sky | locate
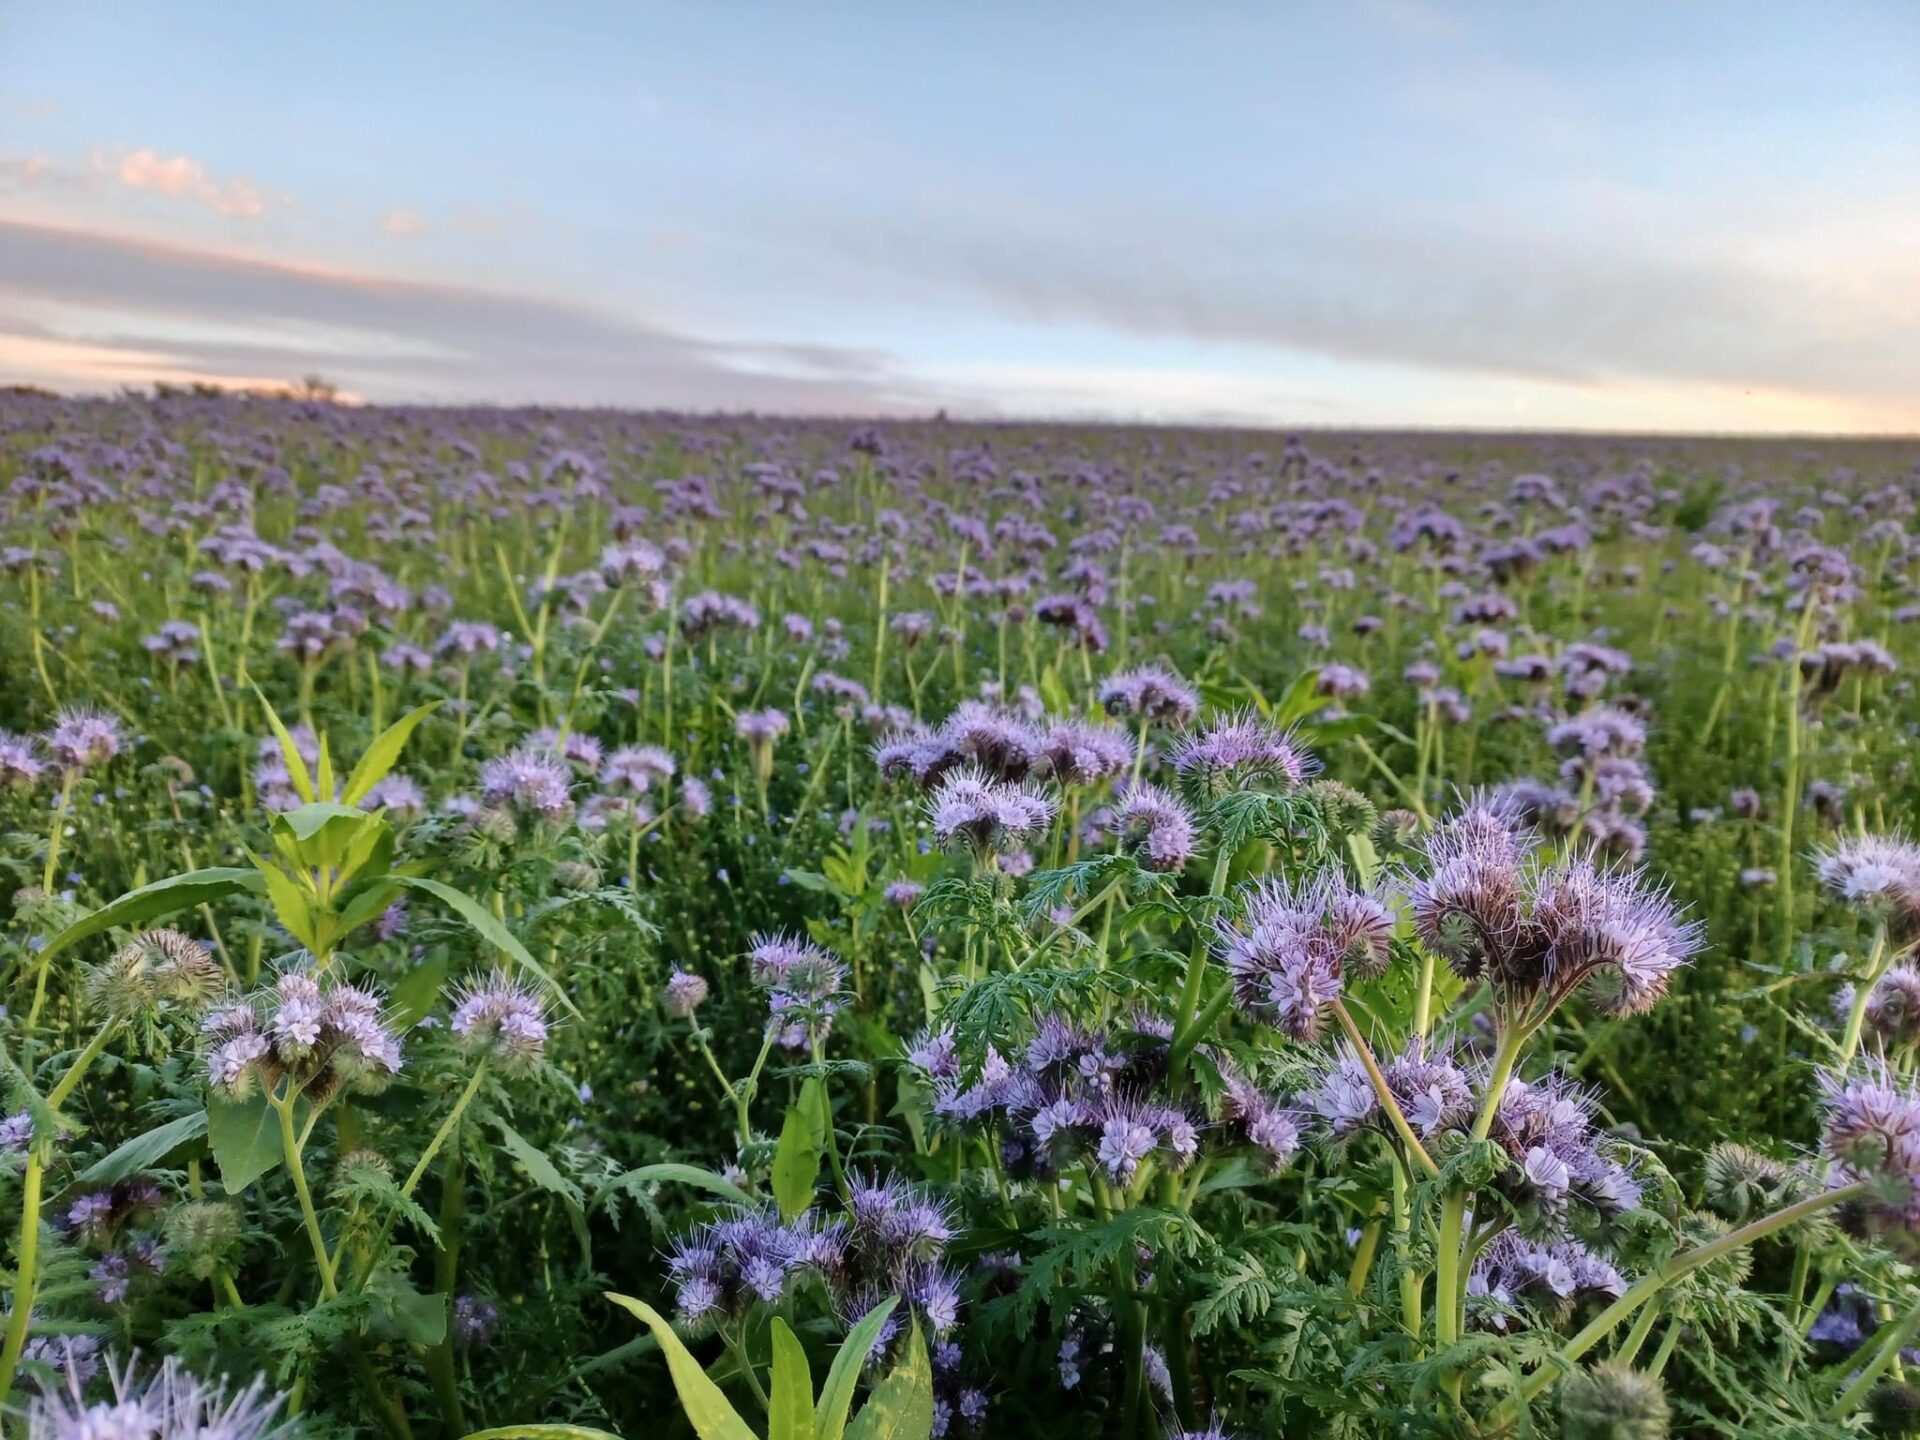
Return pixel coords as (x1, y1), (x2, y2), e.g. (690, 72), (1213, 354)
(2, 1), (1918, 433)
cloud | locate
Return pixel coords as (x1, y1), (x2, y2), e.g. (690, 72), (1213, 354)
(380, 208), (428, 237)
(819, 201), (1920, 427)
(95, 149), (269, 218)
(0, 219), (937, 413)
(0, 154), (52, 187)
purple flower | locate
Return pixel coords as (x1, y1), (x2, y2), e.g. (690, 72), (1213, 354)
(45, 708), (122, 772)
(663, 969), (710, 1018)
(450, 971), (551, 1071)
(480, 744), (575, 822)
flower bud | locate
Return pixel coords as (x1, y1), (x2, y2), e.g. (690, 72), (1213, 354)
(1559, 1362), (1669, 1440)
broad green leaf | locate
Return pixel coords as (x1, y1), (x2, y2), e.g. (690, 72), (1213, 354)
(605, 1293), (758, 1440)
(601, 1162), (755, 1209)
(769, 1317), (815, 1440)
(389, 949), (450, 1028)
(208, 1094), (286, 1194)
(845, 1322), (933, 1440)
(815, 1298), (898, 1440)
(37, 868), (265, 966)
(369, 1274), (447, 1346)
(253, 687), (316, 804)
(344, 702), (441, 805)
(314, 733), (336, 808)
(1038, 664), (1074, 719)
(78, 1110), (208, 1183)
(771, 1103), (822, 1220)
(258, 863), (318, 951)
(388, 876), (581, 1017)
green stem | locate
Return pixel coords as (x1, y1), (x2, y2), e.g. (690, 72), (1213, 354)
(400, 1063), (489, 1203)
(1332, 1000), (1438, 1178)
(1503, 1179), (1872, 1420)
(1836, 923), (1892, 1070)
(1833, 1299), (1920, 1420)
(276, 1090), (339, 1299)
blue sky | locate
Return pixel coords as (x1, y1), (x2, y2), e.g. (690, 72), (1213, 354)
(3, 1), (1917, 430)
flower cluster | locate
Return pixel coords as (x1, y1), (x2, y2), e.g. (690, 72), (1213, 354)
(203, 971), (403, 1101)
(748, 932), (847, 1049)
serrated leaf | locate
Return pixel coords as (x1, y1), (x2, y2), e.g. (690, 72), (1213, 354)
(845, 1320), (933, 1440)
(770, 1317), (815, 1440)
(388, 875), (580, 1018)
(78, 1110), (207, 1184)
(815, 1298), (898, 1440)
(605, 1292), (758, 1440)
(344, 702), (440, 805)
(36, 868), (264, 967)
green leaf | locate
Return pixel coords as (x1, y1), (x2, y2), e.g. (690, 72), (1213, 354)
(460, 1427), (628, 1440)
(600, 1162), (755, 1210)
(36, 868), (265, 967)
(78, 1110), (208, 1184)
(253, 687), (316, 804)
(845, 1321), (933, 1440)
(389, 949), (450, 1029)
(771, 1102), (823, 1220)
(344, 702), (441, 806)
(258, 863), (319, 951)
(368, 1273), (447, 1345)
(208, 1094), (287, 1194)
(388, 875), (581, 1018)
(490, 1114), (581, 1203)
(314, 733), (336, 808)
(605, 1293), (759, 1440)
(769, 1317), (816, 1440)
(815, 1298), (898, 1440)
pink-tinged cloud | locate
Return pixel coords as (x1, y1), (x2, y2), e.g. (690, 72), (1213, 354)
(98, 148), (267, 218)
(380, 208), (428, 237)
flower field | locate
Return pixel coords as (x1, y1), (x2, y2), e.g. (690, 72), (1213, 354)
(3, 390), (1920, 1438)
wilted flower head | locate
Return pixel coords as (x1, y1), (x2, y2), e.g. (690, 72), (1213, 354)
(87, 928), (223, 1019)
(450, 971), (550, 1072)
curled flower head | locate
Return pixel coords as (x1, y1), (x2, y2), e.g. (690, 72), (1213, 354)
(1217, 874), (1395, 1040)
(479, 744), (576, 822)
(45, 707), (122, 773)
(926, 765), (1057, 857)
(663, 969), (710, 1019)
(1098, 665), (1199, 727)
(1106, 783), (1196, 872)
(1817, 835), (1920, 935)
(203, 970), (402, 1100)
(0, 730), (46, 789)
(450, 971), (551, 1072)
(1034, 719), (1132, 786)
(749, 932), (847, 1049)
(1532, 857), (1702, 1016)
